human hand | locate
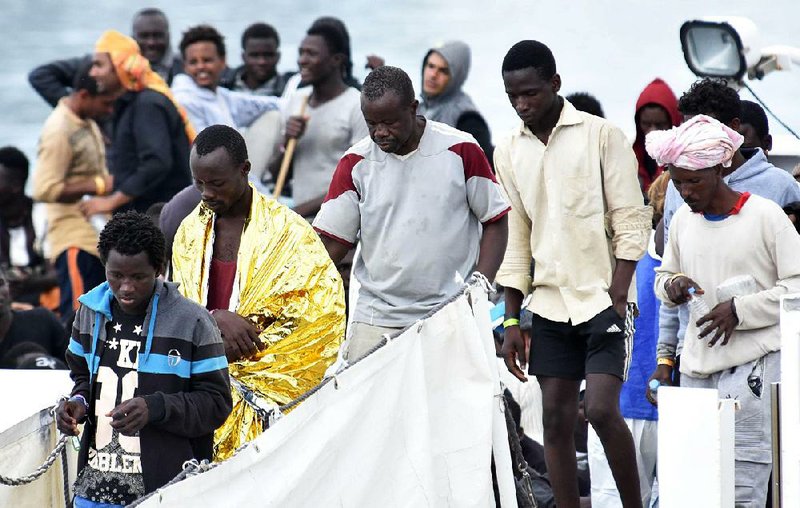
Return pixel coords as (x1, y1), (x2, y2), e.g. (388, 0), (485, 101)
(56, 399), (87, 436)
(698, 300), (739, 347)
(78, 196), (116, 217)
(284, 115), (308, 140)
(645, 364), (673, 406)
(501, 325), (528, 382)
(108, 397), (149, 436)
(666, 275), (703, 305)
(365, 55), (385, 70)
(607, 286), (629, 319)
(211, 309), (264, 361)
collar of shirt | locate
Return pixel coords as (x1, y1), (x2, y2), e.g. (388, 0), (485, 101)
(517, 98), (583, 140)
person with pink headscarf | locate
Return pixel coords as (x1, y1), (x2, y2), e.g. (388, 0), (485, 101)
(650, 114), (800, 507)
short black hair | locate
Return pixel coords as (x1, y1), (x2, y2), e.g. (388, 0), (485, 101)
(566, 92), (605, 118)
(362, 66), (415, 103)
(134, 7), (167, 20)
(241, 22), (280, 49)
(72, 63), (101, 95)
(740, 100), (769, 138)
(98, 210), (166, 271)
(678, 78), (740, 125)
(0, 146), (30, 183)
(502, 40), (556, 80)
(193, 124), (248, 165)
(180, 24), (226, 59)
(308, 17), (353, 81)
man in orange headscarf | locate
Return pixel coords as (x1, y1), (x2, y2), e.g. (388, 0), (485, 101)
(80, 30), (196, 215)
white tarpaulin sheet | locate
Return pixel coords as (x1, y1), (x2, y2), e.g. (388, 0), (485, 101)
(137, 285), (517, 507)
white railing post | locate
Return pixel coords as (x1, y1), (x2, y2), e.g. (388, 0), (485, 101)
(658, 387), (736, 507)
(780, 294), (800, 507)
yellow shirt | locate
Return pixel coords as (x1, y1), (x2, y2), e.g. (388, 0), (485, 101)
(32, 99), (107, 259)
(495, 100), (651, 324)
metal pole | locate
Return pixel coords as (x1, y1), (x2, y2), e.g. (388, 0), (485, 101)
(771, 382), (781, 508)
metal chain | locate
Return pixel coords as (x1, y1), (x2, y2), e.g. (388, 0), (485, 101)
(0, 434), (69, 486)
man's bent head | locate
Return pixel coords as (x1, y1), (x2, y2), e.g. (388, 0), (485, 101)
(361, 66), (418, 155)
(190, 125), (251, 216)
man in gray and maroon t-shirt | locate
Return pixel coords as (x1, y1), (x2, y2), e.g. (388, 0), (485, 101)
(313, 66), (509, 362)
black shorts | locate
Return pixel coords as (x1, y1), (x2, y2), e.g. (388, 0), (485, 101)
(528, 306), (634, 381)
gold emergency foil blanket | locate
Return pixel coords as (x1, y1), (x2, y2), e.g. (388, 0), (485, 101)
(172, 187), (345, 461)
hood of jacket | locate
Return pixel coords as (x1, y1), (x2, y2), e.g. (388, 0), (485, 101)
(633, 78), (681, 190)
(418, 40), (478, 127)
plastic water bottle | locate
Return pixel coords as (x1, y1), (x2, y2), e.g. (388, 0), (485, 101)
(648, 379), (661, 400)
(687, 287), (712, 334)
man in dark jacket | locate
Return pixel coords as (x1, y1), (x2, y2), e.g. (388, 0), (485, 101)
(78, 30), (195, 215)
(56, 211), (231, 505)
(28, 9), (185, 107)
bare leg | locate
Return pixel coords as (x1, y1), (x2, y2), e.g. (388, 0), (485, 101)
(539, 376), (582, 508)
(584, 373), (642, 508)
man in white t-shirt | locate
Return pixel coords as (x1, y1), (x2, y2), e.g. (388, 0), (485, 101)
(279, 22), (368, 218)
(650, 115), (800, 508)
(313, 66), (509, 361)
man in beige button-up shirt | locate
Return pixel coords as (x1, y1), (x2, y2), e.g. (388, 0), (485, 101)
(496, 41), (651, 508)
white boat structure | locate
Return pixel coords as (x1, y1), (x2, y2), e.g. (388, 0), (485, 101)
(1, 283), (521, 507)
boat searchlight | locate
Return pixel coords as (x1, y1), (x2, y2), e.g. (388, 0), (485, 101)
(680, 17), (800, 82)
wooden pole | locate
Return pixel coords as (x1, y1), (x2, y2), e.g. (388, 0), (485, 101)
(272, 95), (308, 199)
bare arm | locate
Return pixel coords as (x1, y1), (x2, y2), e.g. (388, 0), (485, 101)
(475, 215), (508, 282)
(321, 235), (351, 265)
(293, 195), (326, 219)
(609, 258), (637, 317)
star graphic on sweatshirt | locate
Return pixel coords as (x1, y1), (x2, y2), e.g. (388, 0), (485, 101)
(113, 322), (122, 333)
(133, 325), (143, 336)
(107, 337), (119, 350)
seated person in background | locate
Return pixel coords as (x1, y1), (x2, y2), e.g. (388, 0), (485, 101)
(417, 40), (494, 165)
(28, 8), (185, 108)
(33, 67), (116, 321)
(277, 19), (369, 218)
(0, 147), (59, 308)
(231, 22), (296, 97)
(0, 270), (66, 366)
(0, 342), (67, 370)
(172, 24), (280, 133)
(565, 92), (605, 118)
(58, 211), (231, 505)
(739, 100), (772, 154)
(80, 30), (196, 215)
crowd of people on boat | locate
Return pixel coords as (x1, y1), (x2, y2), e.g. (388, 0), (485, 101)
(2, 7), (800, 508)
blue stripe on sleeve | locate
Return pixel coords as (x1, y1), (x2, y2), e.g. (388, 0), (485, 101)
(138, 354), (191, 378)
(191, 356), (228, 375)
(68, 338), (85, 356)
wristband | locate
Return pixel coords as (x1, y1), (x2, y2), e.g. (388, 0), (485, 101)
(94, 175), (106, 196)
(69, 394), (89, 410)
(657, 357), (675, 368)
(503, 318), (520, 329)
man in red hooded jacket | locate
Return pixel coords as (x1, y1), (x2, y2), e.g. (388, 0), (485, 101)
(632, 78), (681, 193)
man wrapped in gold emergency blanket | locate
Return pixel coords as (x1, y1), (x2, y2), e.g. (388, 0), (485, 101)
(172, 188), (345, 460)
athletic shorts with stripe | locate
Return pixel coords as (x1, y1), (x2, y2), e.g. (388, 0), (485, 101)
(528, 304), (635, 381)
